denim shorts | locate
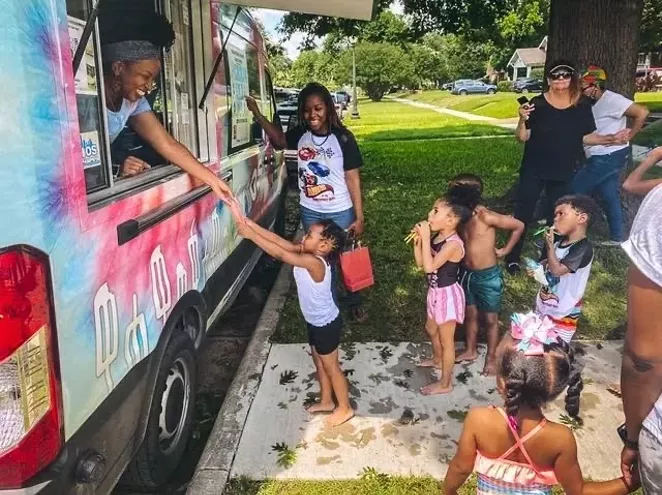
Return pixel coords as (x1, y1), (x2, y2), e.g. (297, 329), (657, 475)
(460, 265), (504, 313)
(300, 205), (356, 231)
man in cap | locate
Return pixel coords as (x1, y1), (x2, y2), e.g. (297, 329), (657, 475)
(571, 65), (649, 246)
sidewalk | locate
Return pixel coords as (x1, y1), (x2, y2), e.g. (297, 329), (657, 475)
(390, 97), (518, 129)
(230, 340), (624, 482)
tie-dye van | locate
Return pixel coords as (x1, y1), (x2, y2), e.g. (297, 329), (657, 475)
(0, 1), (286, 493)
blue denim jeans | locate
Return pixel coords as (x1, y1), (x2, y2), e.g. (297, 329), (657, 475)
(300, 206), (361, 307)
(570, 147), (629, 242)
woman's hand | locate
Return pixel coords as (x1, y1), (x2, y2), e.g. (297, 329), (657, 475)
(518, 103), (535, 120)
(495, 247), (507, 258)
(210, 176), (235, 202)
(347, 216), (365, 236)
(245, 96), (260, 116)
(119, 156), (151, 178)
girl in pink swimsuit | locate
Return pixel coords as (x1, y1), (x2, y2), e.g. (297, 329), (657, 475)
(412, 198), (471, 396)
(444, 331), (639, 495)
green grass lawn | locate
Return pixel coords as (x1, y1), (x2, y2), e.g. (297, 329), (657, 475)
(401, 89), (662, 119)
(273, 100), (628, 345)
(635, 91), (662, 113)
(226, 474), (638, 494)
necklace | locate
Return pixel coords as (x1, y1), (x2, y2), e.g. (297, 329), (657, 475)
(310, 132), (330, 147)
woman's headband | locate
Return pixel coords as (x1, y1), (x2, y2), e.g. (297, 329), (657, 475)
(102, 40), (161, 63)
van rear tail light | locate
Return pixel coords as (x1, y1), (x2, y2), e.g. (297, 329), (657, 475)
(0, 246), (62, 488)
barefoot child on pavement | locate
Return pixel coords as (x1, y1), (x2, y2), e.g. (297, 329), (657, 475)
(449, 174), (525, 376)
(411, 197), (471, 395)
(235, 215), (354, 427)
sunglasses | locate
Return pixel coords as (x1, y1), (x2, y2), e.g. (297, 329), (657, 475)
(549, 71), (573, 80)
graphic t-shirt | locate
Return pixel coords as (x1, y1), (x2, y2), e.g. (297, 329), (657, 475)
(536, 237), (593, 322)
(584, 90), (633, 157)
(522, 95), (596, 182)
(286, 126), (363, 213)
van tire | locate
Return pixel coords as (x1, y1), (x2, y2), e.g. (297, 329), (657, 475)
(459, 89), (468, 96)
(122, 331), (197, 490)
(487, 89), (495, 95)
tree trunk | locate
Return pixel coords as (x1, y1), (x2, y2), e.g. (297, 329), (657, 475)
(546, 0), (644, 98)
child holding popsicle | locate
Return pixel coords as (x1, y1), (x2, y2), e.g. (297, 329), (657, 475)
(526, 195), (597, 342)
(408, 195), (472, 395)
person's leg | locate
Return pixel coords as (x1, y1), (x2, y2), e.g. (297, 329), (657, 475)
(307, 347), (336, 413)
(570, 155), (602, 195)
(456, 305), (478, 363)
(482, 312), (499, 376)
(543, 179), (569, 225)
(594, 149), (629, 242)
(318, 349), (354, 427)
(421, 320), (456, 395)
(639, 427), (662, 495)
(419, 317), (443, 369)
(300, 205), (323, 232)
(456, 270), (478, 362)
(506, 168), (544, 269)
(328, 207), (366, 320)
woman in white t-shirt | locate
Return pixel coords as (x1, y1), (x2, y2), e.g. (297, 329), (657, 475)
(246, 83), (368, 322)
(619, 146), (662, 494)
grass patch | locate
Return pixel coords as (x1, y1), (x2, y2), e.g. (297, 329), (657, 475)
(273, 99), (627, 344)
(403, 89), (662, 118)
(225, 474), (632, 494)
(635, 91), (662, 113)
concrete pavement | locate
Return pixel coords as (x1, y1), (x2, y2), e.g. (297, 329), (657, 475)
(230, 340), (625, 482)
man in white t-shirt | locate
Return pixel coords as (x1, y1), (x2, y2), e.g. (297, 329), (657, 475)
(619, 147), (662, 494)
(571, 65), (649, 245)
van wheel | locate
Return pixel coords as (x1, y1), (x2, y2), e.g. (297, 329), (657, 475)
(522, 88), (529, 94)
(459, 89), (468, 96)
(487, 89), (495, 95)
(122, 332), (197, 490)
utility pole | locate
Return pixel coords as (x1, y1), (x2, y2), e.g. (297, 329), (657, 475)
(351, 44), (360, 119)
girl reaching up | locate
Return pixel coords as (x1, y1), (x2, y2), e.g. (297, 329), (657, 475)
(443, 326), (639, 495)
(235, 216), (354, 427)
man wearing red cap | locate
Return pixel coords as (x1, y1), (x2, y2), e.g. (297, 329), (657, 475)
(572, 65), (649, 246)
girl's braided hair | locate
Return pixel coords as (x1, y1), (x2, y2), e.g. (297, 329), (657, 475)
(314, 219), (346, 263)
(499, 335), (584, 421)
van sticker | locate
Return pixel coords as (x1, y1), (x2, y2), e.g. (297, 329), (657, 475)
(80, 131), (102, 170)
(227, 44), (250, 148)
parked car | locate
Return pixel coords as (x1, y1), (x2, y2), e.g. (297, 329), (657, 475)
(335, 90), (351, 105)
(441, 82), (454, 91)
(451, 80), (498, 95)
(513, 78), (543, 93)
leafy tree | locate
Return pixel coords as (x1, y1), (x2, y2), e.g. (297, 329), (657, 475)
(640, 0), (662, 53)
(408, 43), (446, 88)
(289, 50), (320, 88)
(360, 10), (412, 46)
(335, 42), (414, 101)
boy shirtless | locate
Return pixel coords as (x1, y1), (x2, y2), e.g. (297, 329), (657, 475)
(449, 174), (525, 376)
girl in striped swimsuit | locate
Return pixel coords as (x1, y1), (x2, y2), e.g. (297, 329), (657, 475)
(443, 330), (639, 495)
(412, 198), (471, 395)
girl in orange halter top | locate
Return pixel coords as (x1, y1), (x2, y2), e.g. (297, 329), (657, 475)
(443, 327), (639, 495)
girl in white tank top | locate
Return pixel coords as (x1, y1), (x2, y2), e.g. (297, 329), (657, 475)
(233, 214), (355, 428)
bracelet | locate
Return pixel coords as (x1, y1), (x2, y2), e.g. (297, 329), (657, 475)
(625, 438), (639, 450)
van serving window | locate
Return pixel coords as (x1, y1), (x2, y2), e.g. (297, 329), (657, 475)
(67, 0), (212, 204)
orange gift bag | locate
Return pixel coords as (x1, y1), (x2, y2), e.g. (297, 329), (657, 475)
(339, 239), (374, 292)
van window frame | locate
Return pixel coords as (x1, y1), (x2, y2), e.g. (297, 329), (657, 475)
(67, 0), (216, 208)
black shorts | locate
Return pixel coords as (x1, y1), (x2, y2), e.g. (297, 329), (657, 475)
(307, 315), (343, 355)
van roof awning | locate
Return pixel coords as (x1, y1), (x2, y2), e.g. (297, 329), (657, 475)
(226, 0), (375, 20)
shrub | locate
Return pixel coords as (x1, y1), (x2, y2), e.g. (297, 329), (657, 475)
(498, 80), (513, 92)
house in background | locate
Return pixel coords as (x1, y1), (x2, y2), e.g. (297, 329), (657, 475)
(507, 37), (547, 80)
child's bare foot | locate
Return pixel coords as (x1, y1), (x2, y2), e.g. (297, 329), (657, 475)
(420, 382), (453, 395)
(325, 407), (355, 427)
(417, 358), (442, 369)
(455, 350), (478, 363)
(306, 401), (336, 414)
(481, 358), (497, 377)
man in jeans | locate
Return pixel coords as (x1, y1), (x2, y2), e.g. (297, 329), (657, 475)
(572, 65), (649, 246)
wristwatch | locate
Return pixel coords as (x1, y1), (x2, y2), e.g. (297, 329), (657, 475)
(625, 438), (639, 450)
